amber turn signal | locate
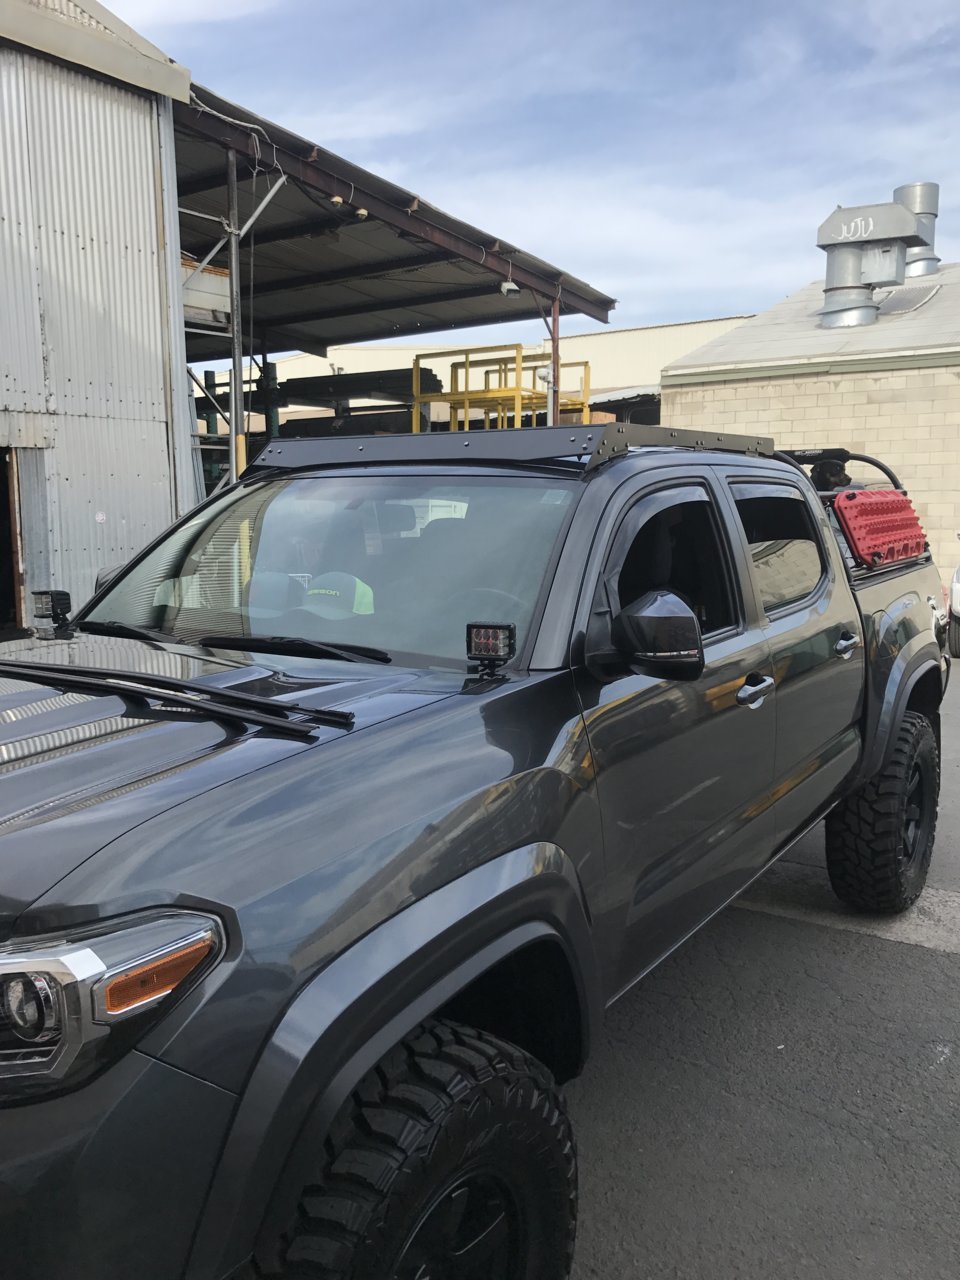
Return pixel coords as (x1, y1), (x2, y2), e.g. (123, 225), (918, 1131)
(102, 937), (215, 1015)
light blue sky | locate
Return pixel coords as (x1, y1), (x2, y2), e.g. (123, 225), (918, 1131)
(114, 0), (960, 344)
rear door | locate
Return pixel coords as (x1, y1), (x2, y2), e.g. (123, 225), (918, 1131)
(718, 471), (865, 843)
(574, 472), (778, 996)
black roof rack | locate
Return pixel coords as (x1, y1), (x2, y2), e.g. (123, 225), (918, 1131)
(246, 423), (776, 477)
(782, 448), (903, 490)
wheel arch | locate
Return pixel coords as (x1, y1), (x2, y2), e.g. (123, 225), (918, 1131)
(906, 665), (944, 754)
(184, 842), (601, 1280)
(437, 934), (585, 1085)
(858, 642), (946, 783)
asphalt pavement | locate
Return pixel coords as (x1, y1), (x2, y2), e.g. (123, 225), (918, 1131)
(568, 677), (960, 1280)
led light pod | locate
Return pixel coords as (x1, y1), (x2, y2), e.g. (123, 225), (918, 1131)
(466, 623), (516, 670)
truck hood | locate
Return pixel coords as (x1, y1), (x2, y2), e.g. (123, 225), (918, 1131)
(0, 633), (459, 938)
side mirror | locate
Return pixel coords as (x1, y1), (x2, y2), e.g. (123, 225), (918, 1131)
(95, 565), (123, 594)
(611, 589), (704, 680)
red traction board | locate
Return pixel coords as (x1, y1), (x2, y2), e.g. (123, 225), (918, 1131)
(832, 488), (927, 567)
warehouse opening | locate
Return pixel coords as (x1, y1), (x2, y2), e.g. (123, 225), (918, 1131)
(0, 453), (20, 636)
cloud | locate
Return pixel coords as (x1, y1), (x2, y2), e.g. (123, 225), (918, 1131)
(373, 31), (960, 328)
(261, 0), (628, 149)
(285, 95), (462, 147)
(407, 163), (830, 325)
(818, 0), (960, 55)
(109, 0), (960, 331)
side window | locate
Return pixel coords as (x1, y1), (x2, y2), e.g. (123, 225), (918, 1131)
(615, 493), (736, 636)
(731, 485), (825, 612)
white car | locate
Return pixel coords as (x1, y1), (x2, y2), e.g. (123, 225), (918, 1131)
(951, 565), (960, 658)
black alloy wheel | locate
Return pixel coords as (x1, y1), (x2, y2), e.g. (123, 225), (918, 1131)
(395, 1170), (521, 1280)
(902, 760), (929, 866)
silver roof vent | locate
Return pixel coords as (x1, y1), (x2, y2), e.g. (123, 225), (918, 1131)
(816, 186), (936, 327)
(893, 182), (940, 276)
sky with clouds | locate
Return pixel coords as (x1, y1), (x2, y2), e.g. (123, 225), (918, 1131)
(112, 0), (960, 344)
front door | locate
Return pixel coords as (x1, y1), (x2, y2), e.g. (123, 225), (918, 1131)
(575, 477), (778, 997)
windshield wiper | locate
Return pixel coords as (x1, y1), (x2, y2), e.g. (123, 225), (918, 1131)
(199, 634), (392, 665)
(75, 619), (172, 645)
(0, 660), (353, 737)
(76, 622), (391, 666)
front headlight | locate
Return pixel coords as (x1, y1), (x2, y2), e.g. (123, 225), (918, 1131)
(0, 911), (222, 1101)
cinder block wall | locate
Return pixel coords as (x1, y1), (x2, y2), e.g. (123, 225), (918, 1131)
(661, 366), (960, 581)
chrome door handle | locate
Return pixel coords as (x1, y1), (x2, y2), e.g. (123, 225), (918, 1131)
(835, 632), (861, 658)
(736, 674), (776, 707)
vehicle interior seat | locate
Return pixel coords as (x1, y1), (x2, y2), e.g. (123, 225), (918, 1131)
(617, 514), (673, 609)
(247, 570), (306, 621)
(616, 504), (728, 634)
(319, 508), (370, 581)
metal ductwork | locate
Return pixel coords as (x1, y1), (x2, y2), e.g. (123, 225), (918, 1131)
(893, 182), (940, 276)
(816, 185), (938, 327)
(820, 241), (878, 328)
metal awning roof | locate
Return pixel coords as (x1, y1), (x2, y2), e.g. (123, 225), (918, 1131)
(589, 384), (659, 404)
(175, 86), (616, 362)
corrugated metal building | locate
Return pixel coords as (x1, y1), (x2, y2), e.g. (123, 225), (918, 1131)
(0, 0), (196, 632)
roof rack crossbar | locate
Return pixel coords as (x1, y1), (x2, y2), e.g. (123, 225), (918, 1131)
(247, 423), (777, 476)
(782, 448), (903, 490)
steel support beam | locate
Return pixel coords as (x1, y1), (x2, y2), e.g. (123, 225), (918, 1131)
(202, 369), (222, 432)
(252, 250), (459, 297)
(174, 101), (612, 324)
(179, 163), (252, 197)
(242, 213), (349, 247)
(183, 176), (287, 289)
(260, 356), (280, 440)
(263, 302), (580, 352)
(262, 284), (501, 329)
(191, 367), (230, 428)
(182, 215), (349, 263)
(551, 296), (561, 426)
(227, 149), (243, 484)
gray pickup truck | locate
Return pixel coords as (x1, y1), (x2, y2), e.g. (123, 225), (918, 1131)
(0, 424), (949, 1280)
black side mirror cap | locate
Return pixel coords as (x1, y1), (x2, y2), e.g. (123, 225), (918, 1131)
(611, 589), (704, 680)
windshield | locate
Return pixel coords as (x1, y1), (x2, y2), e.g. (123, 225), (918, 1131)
(84, 473), (578, 665)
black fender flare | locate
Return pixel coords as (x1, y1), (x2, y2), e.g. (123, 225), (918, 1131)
(184, 842), (601, 1280)
(858, 638), (946, 783)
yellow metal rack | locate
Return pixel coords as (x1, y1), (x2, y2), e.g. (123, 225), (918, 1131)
(412, 343), (590, 432)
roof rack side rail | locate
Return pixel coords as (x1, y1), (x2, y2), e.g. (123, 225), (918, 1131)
(782, 448), (903, 490)
(584, 423), (776, 471)
(245, 423), (777, 477)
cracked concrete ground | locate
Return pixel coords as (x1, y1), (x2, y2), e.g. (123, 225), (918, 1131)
(569, 676), (960, 1280)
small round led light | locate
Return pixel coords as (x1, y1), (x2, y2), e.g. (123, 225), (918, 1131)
(2, 974), (61, 1043)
